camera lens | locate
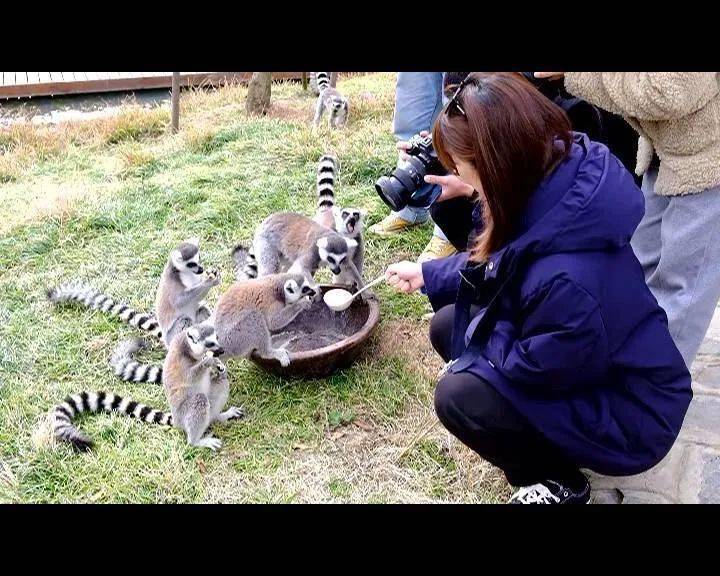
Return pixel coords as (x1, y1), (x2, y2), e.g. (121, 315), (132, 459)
(374, 134), (443, 212)
(375, 177), (405, 212)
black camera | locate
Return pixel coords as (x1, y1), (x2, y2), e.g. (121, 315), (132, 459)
(375, 134), (445, 212)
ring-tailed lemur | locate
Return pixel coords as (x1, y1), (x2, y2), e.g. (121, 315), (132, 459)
(313, 73), (349, 129)
(240, 212), (363, 290)
(213, 273), (317, 367)
(311, 154), (365, 286)
(46, 239), (219, 349)
(53, 324), (244, 452)
(109, 238), (223, 384)
(155, 238), (221, 348)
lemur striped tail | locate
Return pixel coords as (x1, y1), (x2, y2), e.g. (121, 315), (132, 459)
(317, 154), (339, 211)
(47, 281), (162, 340)
(52, 391), (173, 451)
(110, 338), (163, 384)
(316, 72), (330, 92)
(231, 243), (258, 281)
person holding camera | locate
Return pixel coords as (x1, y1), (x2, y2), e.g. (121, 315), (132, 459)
(384, 72), (692, 504)
(534, 72), (720, 370)
(375, 73), (643, 256)
(369, 72), (462, 263)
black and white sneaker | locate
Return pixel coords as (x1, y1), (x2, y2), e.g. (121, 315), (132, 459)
(508, 478), (591, 504)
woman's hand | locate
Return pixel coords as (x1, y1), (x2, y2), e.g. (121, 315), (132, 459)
(423, 174), (475, 201)
(386, 261), (425, 294)
(534, 72), (565, 81)
(396, 130), (430, 161)
(397, 130), (475, 201)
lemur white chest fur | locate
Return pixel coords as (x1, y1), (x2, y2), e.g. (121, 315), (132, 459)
(312, 154), (365, 280)
(155, 238), (221, 348)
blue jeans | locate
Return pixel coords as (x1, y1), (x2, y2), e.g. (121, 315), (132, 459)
(392, 72), (447, 241)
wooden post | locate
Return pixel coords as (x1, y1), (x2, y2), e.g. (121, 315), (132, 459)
(302, 71), (308, 91)
(171, 72), (180, 133)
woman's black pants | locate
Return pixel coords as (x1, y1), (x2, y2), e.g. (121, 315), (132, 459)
(429, 304), (586, 489)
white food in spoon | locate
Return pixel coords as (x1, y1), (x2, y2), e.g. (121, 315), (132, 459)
(324, 289), (353, 311)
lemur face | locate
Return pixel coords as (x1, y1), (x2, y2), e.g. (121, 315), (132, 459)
(300, 275), (318, 301)
(171, 238), (204, 276)
(283, 274), (318, 304)
(335, 208), (364, 236)
(187, 324), (225, 358)
(283, 278), (304, 304)
(324, 253), (346, 275)
(316, 236), (353, 275)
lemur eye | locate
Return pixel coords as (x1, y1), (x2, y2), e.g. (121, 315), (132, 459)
(187, 262), (197, 269)
(342, 211), (349, 218)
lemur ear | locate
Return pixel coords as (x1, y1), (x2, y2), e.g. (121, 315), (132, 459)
(171, 250), (184, 267)
(316, 236), (329, 250)
(185, 237), (200, 247)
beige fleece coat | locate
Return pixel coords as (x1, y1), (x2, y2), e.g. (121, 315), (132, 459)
(564, 72), (720, 196)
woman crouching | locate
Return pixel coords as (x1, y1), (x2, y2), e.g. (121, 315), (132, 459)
(385, 72), (692, 504)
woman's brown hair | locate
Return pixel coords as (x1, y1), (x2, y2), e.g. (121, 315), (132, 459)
(432, 72), (573, 262)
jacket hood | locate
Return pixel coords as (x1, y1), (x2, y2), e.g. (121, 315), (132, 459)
(499, 133), (645, 261)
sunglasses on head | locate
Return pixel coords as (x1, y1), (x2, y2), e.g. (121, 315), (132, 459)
(443, 75), (473, 117)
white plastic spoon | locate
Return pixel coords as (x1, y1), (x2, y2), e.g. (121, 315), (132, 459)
(323, 275), (386, 312)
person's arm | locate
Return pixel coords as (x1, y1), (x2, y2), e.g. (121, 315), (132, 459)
(385, 252), (469, 311)
(564, 72), (719, 121)
(420, 252), (469, 311)
(498, 277), (608, 391)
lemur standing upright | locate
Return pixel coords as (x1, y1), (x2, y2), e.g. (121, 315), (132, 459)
(312, 72), (349, 129)
(154, 238), (220, 348)
(312, 154), (365, 284)
(52, 324), (244, 452)
(47, 238), (219, 349)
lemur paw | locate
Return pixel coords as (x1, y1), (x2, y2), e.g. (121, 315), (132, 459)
(299, 297), (314, 310)
(213, 358), (227, 374)
(196, 436), (222, 452)
(225, 406), (245, 420)
(360, 289), (375, 301)
(206, 268), (221, 285)
(276, 348), (291, 367)
(201, 352), (217, 368)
